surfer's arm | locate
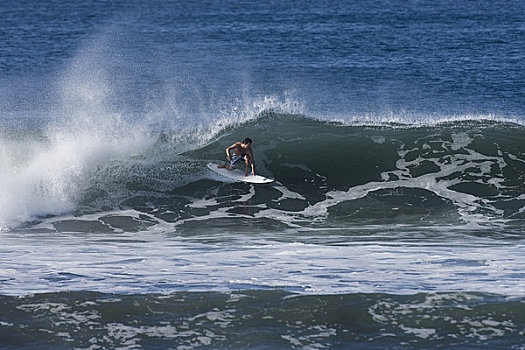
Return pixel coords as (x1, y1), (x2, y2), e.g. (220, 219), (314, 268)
(225, 143), (236, 160)
(248, 149), (255, 175)
(243, 156), (254, 176)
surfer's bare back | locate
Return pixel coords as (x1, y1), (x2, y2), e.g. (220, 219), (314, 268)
(218, 137), (255, 176)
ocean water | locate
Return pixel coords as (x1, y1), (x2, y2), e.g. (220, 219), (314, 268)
(1, 0), (524, 348)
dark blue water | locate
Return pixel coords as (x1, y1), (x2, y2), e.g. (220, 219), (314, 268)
(1, 0), (524, 121)
(1, 0), (524, 348)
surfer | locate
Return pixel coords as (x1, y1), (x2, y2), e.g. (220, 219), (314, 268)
(218, 137), (255, 176)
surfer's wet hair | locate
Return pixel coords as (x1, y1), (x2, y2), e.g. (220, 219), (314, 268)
(243, 137), (252, 144)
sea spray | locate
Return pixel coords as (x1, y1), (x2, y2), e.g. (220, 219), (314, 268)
(0, 27), (307, 229)
(0, 123), (154, 229)
(0, 31), (156, 229)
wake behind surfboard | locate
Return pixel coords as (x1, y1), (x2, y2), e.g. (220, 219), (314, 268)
(207, 162), (274, 184)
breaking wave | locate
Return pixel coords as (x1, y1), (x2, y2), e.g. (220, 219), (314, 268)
(2, 111), (524, 234)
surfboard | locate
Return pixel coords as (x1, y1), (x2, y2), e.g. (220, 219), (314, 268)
(207, 162), (274, 184)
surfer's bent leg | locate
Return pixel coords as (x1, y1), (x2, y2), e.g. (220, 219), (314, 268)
(226, 154), (243, 170)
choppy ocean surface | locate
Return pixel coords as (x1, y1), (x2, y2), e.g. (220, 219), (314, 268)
(1, 0), (524, 348)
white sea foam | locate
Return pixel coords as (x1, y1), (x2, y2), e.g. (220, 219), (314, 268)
(323, 111), (525, 127)
(296, 133), (509, 227)
(1, 227), (524, 296)
(0, 114), (155, 230)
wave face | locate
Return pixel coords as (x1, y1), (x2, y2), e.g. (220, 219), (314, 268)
(196, 115), (525, 231)
(5, 114), (522, 234)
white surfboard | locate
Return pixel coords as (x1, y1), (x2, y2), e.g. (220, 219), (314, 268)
(207, 162), (274, 184)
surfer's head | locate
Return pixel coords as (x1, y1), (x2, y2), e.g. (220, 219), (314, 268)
(243, 137), (252, 145)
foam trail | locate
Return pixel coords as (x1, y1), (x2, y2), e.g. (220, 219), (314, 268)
(299, 132), (507, 227)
